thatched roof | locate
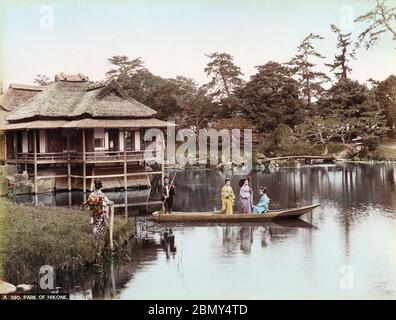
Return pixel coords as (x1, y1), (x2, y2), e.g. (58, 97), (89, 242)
(0, 84), (45, 111)
(2, 118), (174, 130)
(6, 75), (157, 123)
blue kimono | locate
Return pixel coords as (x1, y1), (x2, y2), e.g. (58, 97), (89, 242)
(253, 194), (270, 214)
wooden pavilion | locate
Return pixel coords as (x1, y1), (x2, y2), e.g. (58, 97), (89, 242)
(2, 73), (170, 194)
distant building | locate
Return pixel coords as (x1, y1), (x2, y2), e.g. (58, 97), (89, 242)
(2, 73), (170, 193)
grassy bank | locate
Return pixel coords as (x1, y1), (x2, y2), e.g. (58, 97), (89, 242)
(257, 140), (346, 159)
(356, 143), (396, 161)
(0, 199), (133, 285)
(0, 200), (6, 279)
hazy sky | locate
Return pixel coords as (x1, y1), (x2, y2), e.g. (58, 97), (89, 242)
(1, 0), (395, 88)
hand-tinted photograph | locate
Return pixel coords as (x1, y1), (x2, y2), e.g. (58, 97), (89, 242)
(0, 0), (395, 307)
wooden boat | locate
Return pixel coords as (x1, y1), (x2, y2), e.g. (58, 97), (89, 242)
(152, 203), (321, 222)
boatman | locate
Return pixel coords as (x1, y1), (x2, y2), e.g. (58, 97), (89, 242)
(161, 176), (176, 214)
(221, 178), (235, 215)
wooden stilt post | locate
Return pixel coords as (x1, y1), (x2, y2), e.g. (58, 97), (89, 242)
(4, 132), (7, 164)
(67, 134), (71, 191)
(124, 138), (127, 190)
(33, 130), (38, 194)
(161, 146), (164, 184)
(82, 129), (86, 193)
(124, 190), (128, 218)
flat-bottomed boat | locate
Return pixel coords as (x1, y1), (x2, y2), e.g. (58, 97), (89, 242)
(152, 203), (320, 222)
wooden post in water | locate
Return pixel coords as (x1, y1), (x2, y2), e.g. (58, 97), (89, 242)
(82, 129), (86, 193)
(109, 203), (114, 251)
(123, 142), (127, 190)
(13, 132), (17, 160)
(33, 130), (38, 194)
(67, 134), (71, 191)
(4, 132), (7, 163)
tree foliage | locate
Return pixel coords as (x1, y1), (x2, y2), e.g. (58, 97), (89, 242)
(371, 75), (396, 130)
(204, 52), (244, 100)
(105, 55), (146, 83)
(317, 78), (388, 145)
(34, 74), (52, 86)
(325, 25), (356, 80)
(239, 61), (303, 132)
(286, 33), (330, 104)
(355, 0), (396, 49)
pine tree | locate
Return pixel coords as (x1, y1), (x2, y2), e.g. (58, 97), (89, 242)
(325, 25), (356, 80)
(355, 0), (396, 49)
(106, 55), (145, 84)
(204, 52), (244, 100)
(287, 33), (330, 105)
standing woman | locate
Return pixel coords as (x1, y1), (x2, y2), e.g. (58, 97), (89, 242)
(221, 178), (235, 215)
(86, 179), (114, 242)
(239, 178), (253, 213)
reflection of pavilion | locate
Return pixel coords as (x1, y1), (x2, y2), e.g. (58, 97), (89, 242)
(11, 188), (163, 216)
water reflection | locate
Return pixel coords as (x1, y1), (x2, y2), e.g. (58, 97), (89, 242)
(7, 164), (396, 299)
(59, 218), (311, 300)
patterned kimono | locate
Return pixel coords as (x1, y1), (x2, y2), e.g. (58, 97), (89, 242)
(221, 185), (235, 215)
(239, 185), (253, 213)
(253, 194), (270, 214)
(86, 189), (111, 238)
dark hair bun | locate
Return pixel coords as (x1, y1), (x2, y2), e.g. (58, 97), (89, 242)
(94, 179), (103, 190)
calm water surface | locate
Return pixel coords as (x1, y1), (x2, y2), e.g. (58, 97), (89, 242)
(12, 164), (396, 299)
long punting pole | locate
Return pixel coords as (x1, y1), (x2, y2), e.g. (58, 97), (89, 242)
(33, 130), (38, 194)
(109, 203), (114, 251)
(82, 128), (86, 193)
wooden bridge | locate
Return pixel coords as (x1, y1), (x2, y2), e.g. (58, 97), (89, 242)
(266, 155), (337, 164)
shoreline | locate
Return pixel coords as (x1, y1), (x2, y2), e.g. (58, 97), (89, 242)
(0, 200), (135, 291)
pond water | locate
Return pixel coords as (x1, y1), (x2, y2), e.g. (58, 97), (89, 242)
(10, 164), (396, 299)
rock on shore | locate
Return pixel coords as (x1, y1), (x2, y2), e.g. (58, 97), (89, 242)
(0, 280), (17, 294)
(16, 284), (34, 292)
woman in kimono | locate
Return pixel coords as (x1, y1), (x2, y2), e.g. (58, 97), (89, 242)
(253, 187), (270, 214)
(239, 178), (253, 213)
(221, 178), (235, 215)
(86, 179), (114, 241)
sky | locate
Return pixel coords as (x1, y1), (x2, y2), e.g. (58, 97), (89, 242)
(0, 0), (395, 88)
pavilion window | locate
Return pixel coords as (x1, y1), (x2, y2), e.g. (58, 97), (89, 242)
(125, 130), (136, 151)
(94, 138), (105, 149)
(94, 128), (106, 151)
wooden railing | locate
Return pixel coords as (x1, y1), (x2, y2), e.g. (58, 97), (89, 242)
(16, 152), (71, 161)
(13, 150), (161, 162)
